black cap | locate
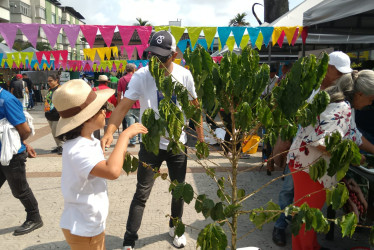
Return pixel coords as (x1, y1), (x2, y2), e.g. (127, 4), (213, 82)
(145, 31), (177, 57)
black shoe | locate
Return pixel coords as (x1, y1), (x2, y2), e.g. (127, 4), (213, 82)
(57, 146), (63, 155)
(13, 220), (43, 236)
(272, 227), (286, 247)
(51, 147), (59, 153)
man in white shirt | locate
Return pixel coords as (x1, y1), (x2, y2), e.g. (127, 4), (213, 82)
(101, 31), (204, 250)
(262, 66), (279, 97)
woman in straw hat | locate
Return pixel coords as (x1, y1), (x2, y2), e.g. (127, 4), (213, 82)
(52, 79), (147, 250)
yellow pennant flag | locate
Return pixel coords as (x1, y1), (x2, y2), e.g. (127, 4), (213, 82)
(12, 53), (21, 67)
(85, 48), (97, 61)
(255, 32), (264, 50)
(226, 36), (235, 52)
(186, 27), (203, 49)
(111, 46), (119, 58)
(121, 60), (127, 70)
(174, 59), (181, 65)
(42, 63), (48, 70)
(283, 26), (297, 45)
(96, 48), (107, 61)
(6, 53), (14, 68)
(297, 26), (303, 40)
(107, 61), (114, 71)
(34, 63), (39, 71)
(202, 27), (217, 49)
(170, 26), (186, 45)
(240, 34), (250, 49)
(20, 52), (34, 66)
(92, 64), (97, 72)
(272, 27), (283, 46)
(105, 47), (112, 61)
(83, 48), (90, 60)
(154, 26), (169, 32)
(114, 60), (121, 71)
(1, 60), (4, 67)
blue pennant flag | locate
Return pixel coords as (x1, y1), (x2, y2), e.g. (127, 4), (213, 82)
(193, 39), (208, 51)
(217, 27), (232, 48)
(231, 27), (246, 47)
(177, 40), (189, 54)
(259, 27), (274, 47)
(247, 27), (261, 47)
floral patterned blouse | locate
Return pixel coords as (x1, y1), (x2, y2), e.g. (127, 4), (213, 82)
(287, 101), (362, 188)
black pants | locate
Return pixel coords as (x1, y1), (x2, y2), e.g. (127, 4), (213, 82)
(0, 152), (41, 222)
(123, 143), (187, 246)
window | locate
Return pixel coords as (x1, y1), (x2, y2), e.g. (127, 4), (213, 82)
(37, 7), (46, 19)
(10, 1), (31, 17)
(58, 16), (62, 24)
(52, 13), (56, 24)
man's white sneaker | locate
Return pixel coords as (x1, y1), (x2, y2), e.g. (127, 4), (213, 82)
(169, 227), (187, 248)
(122, 246), (134, 250)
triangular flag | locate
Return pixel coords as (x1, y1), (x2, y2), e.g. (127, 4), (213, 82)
(272, 27), (283, 46)
(10, 53), (21, 67)
(291, 27), (300, 46)
(259, 27), (274, 47)
(5, 56), (13, 68)
(18, 23), (40, 48)
(105, 47), (112, 60)
(62, 25), (81, 48)
(202, 27), (217, 51)
(136, 26), (152, 45)
(117, 26), (136, 45)
(177, 40), (189, 54)
(231, 26), (246, 47)
(114, 60), (121, 71)
(301, 26), (308, 44)
(170, 26), (186, 45)
(41, 24), (62, 48)
(121, 60), (127, 70)
(107, 60), (113, 71)
(20, 52), (33, 67)
(122, 45), (136, 59)
(186, 27), (203, 49)
(174, 59), (181, 65)
(80, 25), (98, 48)
(240, 34), (250, 49)
(277, 30), (286, 48)
(135, 44), (148, 59)
(96, 47), (107, 61)
(283, 26), (297, 45)
(247, 27), (261, 47)
(0, 23), (18, 49)
(98, 25), (116, 47)
(140, 60), (148, 67)
(255, 32), (264, 50)
(111, 46), (119, 58)
(297, 26), (303, 40)
(194, 39), (208, 50)
(226, 36), (235, 52)
(35, 51), (44, 64)
(217, 27), (232, 48)
(30, 59), (38, 69)
(43, 51), (51, 64)
(154, 26), (169, 32)
(60, 50), (68, 62)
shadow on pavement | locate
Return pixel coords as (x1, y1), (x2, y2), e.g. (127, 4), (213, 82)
(0, 226), (18, 236)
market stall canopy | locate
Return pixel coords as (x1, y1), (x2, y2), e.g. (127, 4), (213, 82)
(303, 0), (374, 36)
(0, 43), (16, 58)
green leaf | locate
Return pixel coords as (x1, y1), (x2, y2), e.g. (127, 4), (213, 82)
(197, 224), (227, 250)
(182, 183), (194, 204)
(309, 158), (327, 181)
(339, 212), (358, 238)
(210, 202), (225, 221)
(237, 189), (245, 200)
(173, 183), (184, 200)
(195, 194), (206, 213)
(169, 180), (178, 192)
(196, 141), (210, 159)
(131, 156), (139, 172)
(224, 204), (241, 218)
(202, 198), (215, 218)
(122, 153), (132, 175)
(175, 220), (185, 237)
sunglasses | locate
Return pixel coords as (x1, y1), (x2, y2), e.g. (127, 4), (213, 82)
(147, 52), (173, 63)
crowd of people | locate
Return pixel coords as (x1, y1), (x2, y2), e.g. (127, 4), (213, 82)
(0, 30), (373, 250)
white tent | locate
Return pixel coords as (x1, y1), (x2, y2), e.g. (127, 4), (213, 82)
(0, 43), (17, 58)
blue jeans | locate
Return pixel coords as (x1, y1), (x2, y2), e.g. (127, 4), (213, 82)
(123, 143), (187, 247)
(125, 109), (140, 144)
(274, 164), (294, 229)
(27, 92), (34, 109)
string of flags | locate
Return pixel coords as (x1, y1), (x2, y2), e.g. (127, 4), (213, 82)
(0, 23), (308, 52)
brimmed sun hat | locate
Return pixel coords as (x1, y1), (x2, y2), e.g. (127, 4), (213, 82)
(53, 79), (114, 136)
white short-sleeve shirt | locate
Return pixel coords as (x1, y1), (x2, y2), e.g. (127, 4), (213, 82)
(125, 63), (197, 150)
(60, 136), (108, 237)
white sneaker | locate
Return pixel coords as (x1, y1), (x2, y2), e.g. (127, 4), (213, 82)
(122, 246), (134, 250)
(169, 227), (187, 248)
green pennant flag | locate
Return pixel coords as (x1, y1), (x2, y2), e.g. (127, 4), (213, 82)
(240, 34), (250, 49)
(108, 60), (113, 71)
(154, 26), (169, 32)
(226, 36), (235, 52)
(114, 60), (121, 71)
(202, 27), (217, 50)
(186, 27), (203, 49)
(170, 26), (186, 45)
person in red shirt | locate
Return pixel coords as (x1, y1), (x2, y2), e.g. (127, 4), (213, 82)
(93, 75), (117, 140)
(117, 64), (140, 147)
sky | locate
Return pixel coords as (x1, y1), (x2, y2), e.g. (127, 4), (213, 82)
(58, 0), (304, 27)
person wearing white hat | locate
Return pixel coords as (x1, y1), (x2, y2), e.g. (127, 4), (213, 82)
(53, 79), (147, 250)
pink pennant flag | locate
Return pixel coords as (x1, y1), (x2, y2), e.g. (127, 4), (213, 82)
(118, 26), (136, 45)
(277, 30), (286, 48)
(0, 23), (18, 49)
(121, 45), (136, 59)
(60, 60), (67, 70)
(136, 26), (152, 45)
(35, 51), (44, 64)
(41, 24), (62, 48)
(43, 51), (51, 64)
(98, 25), (116, 47)
(135, 44), (148, 58)
(60, 50), (68, 62)
(18, 24), (40, 48)
(291, 27), (299, 46)
(51, 51), (61, 66)
(301, 27), (308, 44)
(80, 25), (98, 48)
(62, 25), (81, 48)
(212, 56), (223, 64)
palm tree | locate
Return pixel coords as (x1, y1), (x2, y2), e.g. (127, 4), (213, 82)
(133, 17), (152, 26)
(228, 13), (250, 26)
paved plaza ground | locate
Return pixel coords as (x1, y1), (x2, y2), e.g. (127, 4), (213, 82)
(0, 103), (371, 249)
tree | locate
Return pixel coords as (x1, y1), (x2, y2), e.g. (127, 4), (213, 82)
(122, 46), (374, 249)
(12, 40), (51, 52)
(264, 0), (289, 23)
(133, 17), (152, 26)
(229, 12), (250, 26)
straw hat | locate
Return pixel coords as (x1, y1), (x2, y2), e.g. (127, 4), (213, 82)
(53, 79), (114, 136)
